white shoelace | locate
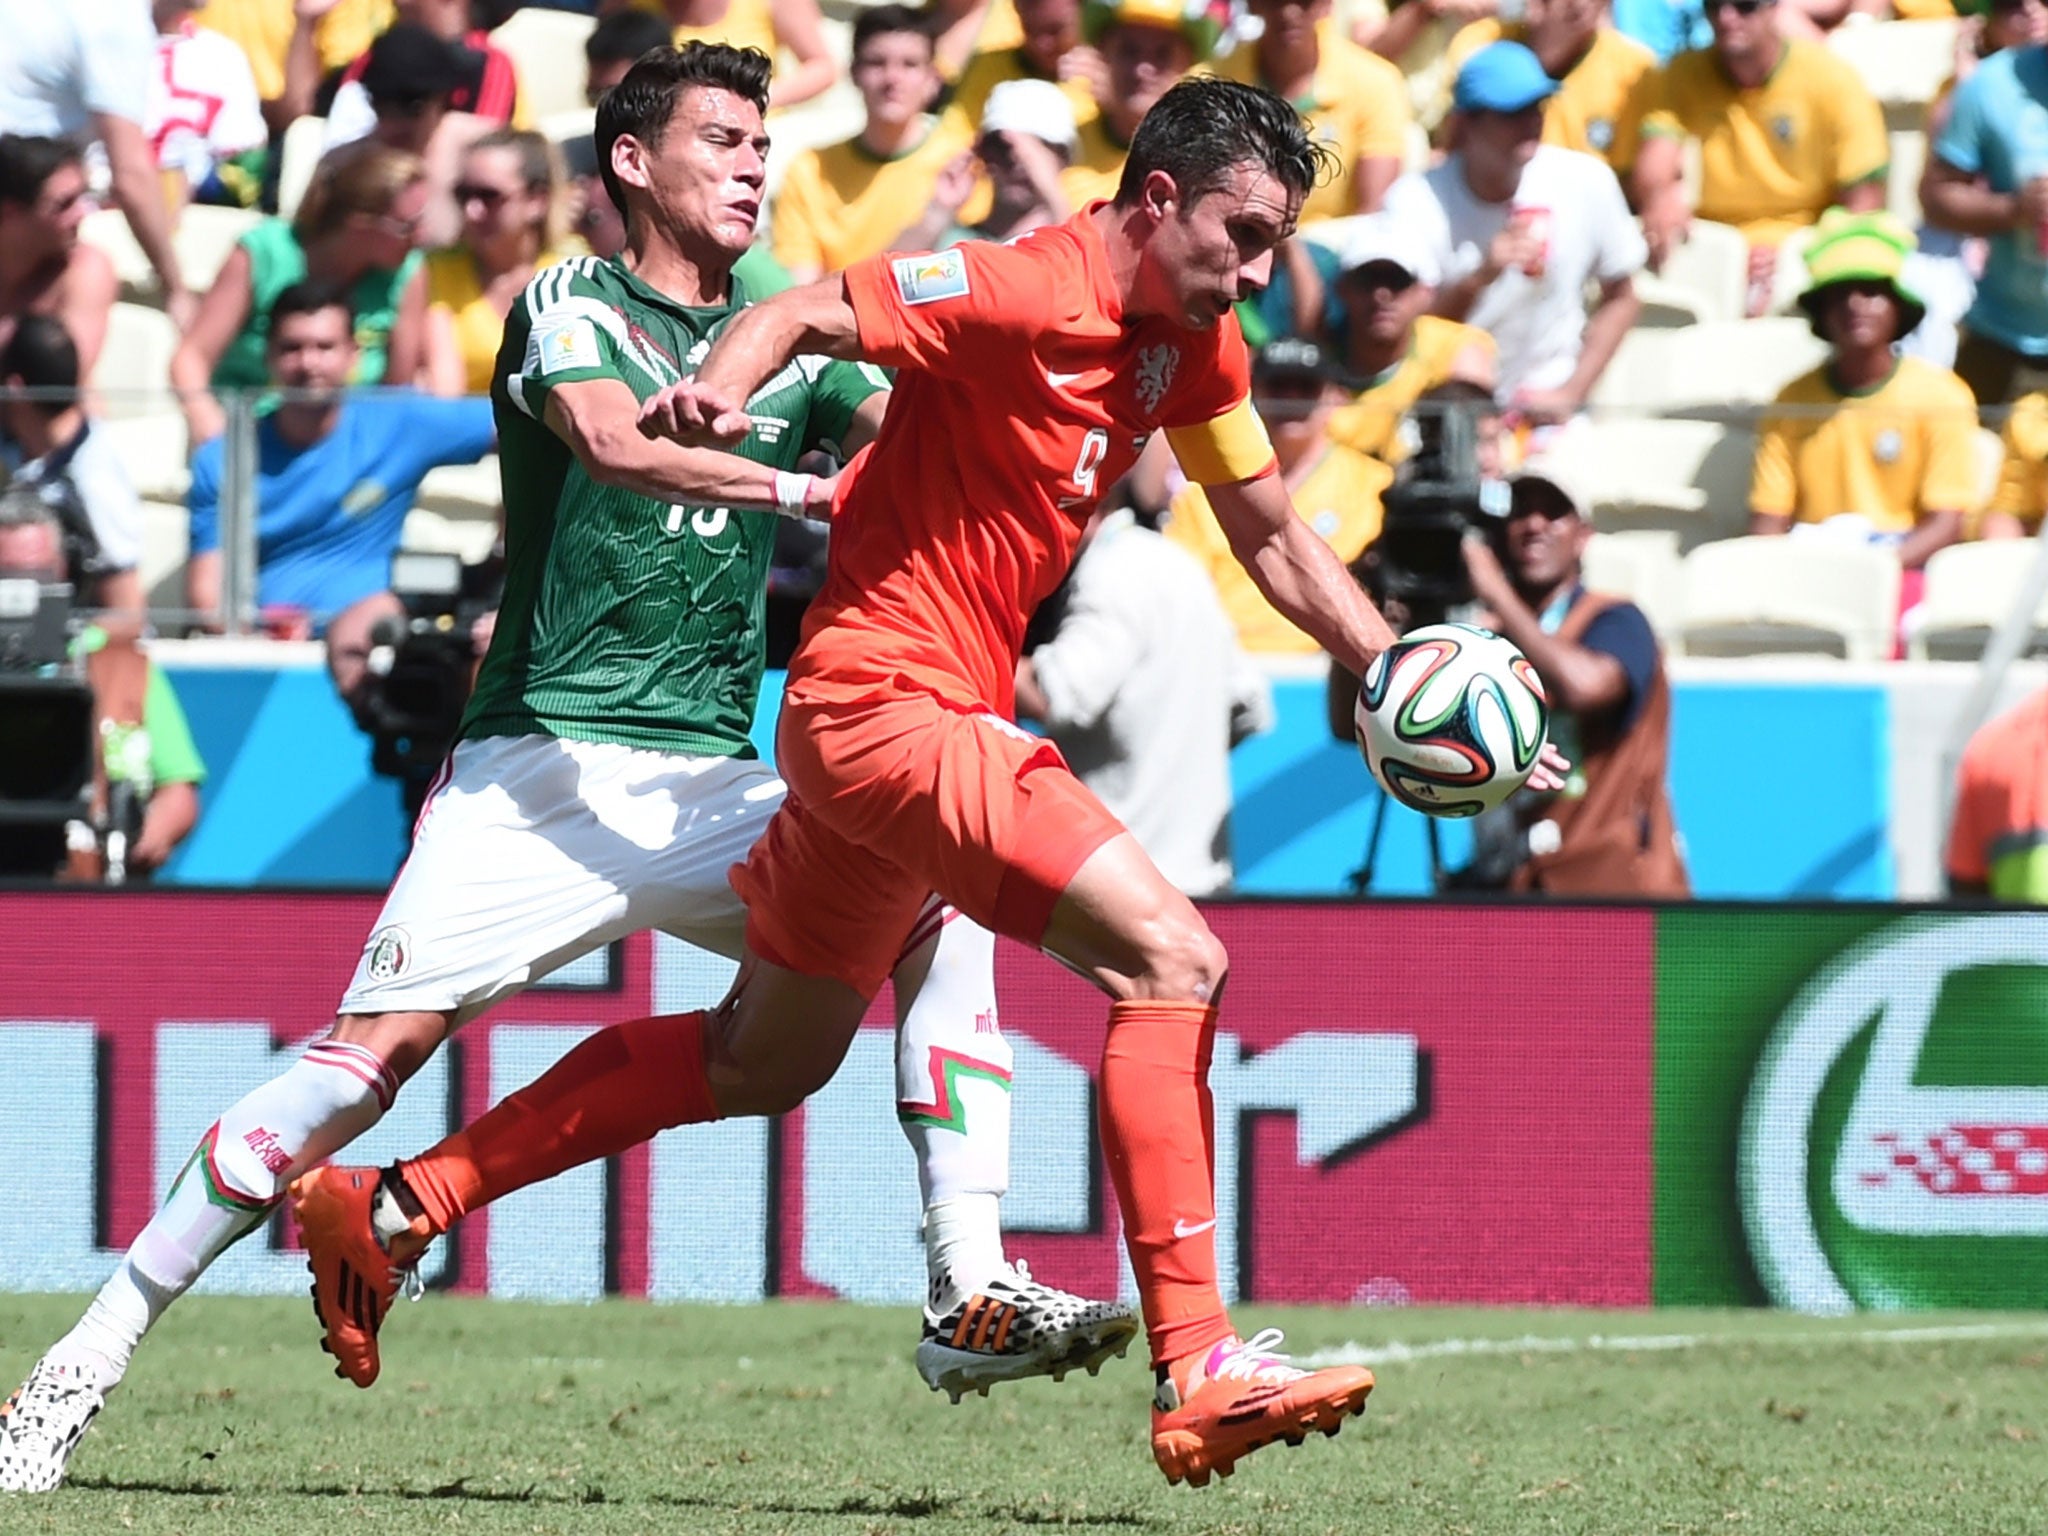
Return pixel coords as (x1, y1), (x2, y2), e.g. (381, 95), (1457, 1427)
(1210, 1328), (1307, 1383)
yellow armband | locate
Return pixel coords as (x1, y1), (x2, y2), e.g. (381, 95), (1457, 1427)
(1165, 398), (1277, 487)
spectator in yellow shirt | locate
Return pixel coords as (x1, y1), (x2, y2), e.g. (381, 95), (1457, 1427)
(1060, 0), (1219, 207)
(1984, 388), (2048, 537)
(1626, 0), (1887, 304)
(944, 0), (1099, 135)
(1750, 210), (1978, 572)
(1444, 0), (1656, 173)
(1215, 0), (1413, 221)
(1323, 211), (1498, 462)
(628, 0), (837, 109)
(1166, 338), (1394, 653)
(770, 5), (972, 282)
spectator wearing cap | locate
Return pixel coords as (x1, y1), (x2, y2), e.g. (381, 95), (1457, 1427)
(0, 137), (119, 383)
(1947, 684), (2048, 902)
(1016, 502), (1272, 897)
(944, 0), (1098, 140)
(1442, 0), (1654, 175)
(0, 0), (191, 328)
(1922, 26), (2048, 404)
(899, 78), (1077, 249)
(149, 0), (269, 211)
(1458, 456), (1688, 895)
(1750, 210), (1978, 575)
(1622, 0), (1887, 300)
(169, 144), (429, 447)
(1061, 0), (1220, 207)
(1324, 211), (1497, 464)
(626, 0), (839, 111)
(1386, 42), (1642, 426)
(1215, 0), (1412, 222)
(771, 6), (973, 284)
(1165, 339), (1394, 655)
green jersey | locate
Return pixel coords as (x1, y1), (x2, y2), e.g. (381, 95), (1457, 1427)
(460, 253), (886, 757)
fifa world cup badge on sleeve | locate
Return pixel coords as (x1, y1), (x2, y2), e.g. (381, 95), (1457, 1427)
(892, 249), (971, 306)
(536, 317), (598, 375)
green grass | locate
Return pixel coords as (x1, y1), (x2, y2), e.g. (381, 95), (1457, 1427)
(6, 1296), (2048, 1534)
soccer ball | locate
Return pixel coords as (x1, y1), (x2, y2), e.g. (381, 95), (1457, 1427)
(1354, 623), (1549, 818)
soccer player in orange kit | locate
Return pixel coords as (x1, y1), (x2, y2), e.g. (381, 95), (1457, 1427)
(297, 74), (1567, 1487)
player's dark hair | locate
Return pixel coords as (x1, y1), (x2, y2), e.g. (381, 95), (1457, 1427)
(0, 314), (80, 401)
(595, 42), (773, 220)
(586, 8), (673, 78)
(268, 279), (358, 336)
(1113, 76), (1331, 211)
(0, 135), (83, 209)
(852, 4), (934, 58)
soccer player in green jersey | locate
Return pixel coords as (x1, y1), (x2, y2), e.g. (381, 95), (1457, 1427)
(0, 44), (1131, 1494)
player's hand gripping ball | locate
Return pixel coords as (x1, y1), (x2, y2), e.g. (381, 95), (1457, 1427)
(1354, 623), (1550, 817)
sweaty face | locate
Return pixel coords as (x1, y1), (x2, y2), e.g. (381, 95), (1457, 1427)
(268, 307), (358, 395)
(1502, 481), (1586, 590)
(1146, 162), (1300, 331)
(1103, 23), (1193, 121)
(1016, 0), (1081, 74)
(620, 85), (770, 258)
(852, 31), (938, 128)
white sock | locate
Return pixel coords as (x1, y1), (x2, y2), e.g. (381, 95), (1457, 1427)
(48, 1040), (395, 1391)
(922, 1194), (1007, 1303)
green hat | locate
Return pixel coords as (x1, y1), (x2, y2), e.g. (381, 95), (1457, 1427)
(1081, 0), (1224, 63)
(1795, 207), (1925, 341)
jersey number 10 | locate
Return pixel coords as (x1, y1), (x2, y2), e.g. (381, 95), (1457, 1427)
(666, 505), (730, 538)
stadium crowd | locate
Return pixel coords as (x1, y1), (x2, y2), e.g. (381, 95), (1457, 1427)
(0, 0), (2045, 893)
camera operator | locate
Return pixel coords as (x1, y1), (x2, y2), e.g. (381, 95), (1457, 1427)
(1458, 459), (1688, 895)
(1, 314), (146, 624)
(184, 278), (496, 699)
(0, 485), (204, 880)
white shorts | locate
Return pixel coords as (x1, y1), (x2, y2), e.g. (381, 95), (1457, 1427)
(337, 734), (785, 1027)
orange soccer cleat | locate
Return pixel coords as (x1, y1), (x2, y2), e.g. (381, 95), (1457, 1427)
(1149, 1329), (1375, 1488)
(289, 1166), (429, 1389)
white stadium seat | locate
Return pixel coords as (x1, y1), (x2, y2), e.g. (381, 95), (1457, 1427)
(1582, 529), (1685, 640)
(1907, 540), (2048, 660)
(1887, 128), (1927, 227)
(1549, 418), (1756, 547)
(1631, 270), (1712, 329)
(90, 304), (180, 417)
(416, 456), (504, 521)
(82, 204), (260, 306)
(1651, 219), (1748, 326)
(1591, 318), (1827, 417)
(276, 115), (328, 224)
(139, 499), (190, 616)
(1679, 535), (1902, 661)
(93, 413), (190, 502)
(1828, 18), (1961, 113)
(492, 7), (598, 123)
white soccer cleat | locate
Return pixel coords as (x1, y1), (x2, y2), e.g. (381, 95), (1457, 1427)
(0, 1357), (106, 1493)
(915, 1261), (1138, 1404)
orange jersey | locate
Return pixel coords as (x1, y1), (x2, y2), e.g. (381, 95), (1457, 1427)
(796, 209), (1259, 718)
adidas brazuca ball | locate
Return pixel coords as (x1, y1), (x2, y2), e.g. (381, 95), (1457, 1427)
(1354, 623), (1550, 817)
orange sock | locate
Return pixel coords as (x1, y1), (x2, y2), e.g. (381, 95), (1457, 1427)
(399, 1011), (716, 1235)
(1099, 999), (1233, 1368)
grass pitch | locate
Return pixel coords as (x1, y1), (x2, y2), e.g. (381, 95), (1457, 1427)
(5, 1296), (2048, 1535)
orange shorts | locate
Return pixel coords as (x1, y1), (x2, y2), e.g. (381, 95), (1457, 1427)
(732, 687), (1125, 997)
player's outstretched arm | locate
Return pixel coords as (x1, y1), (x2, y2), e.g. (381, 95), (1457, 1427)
(1205, 470), (1398, 678)
(546, 376), (835, 519)
(639, 277), (864, 448)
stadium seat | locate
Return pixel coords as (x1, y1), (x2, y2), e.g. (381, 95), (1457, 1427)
(1631, 271), (1712, 329)
(1678, 536), (1902, 661)
(492, 7), (598, 123)
(542, 108), (596, 155)
(1591, 318), (1827, 417)
(1582, 529), (1685, 639)
(1907, 539), (2048, 660)
(276, 116), (328, 224)
(1887, 128), (1927, 227)
(89, 304), (180, 418)
(400, 507), (498, 564)
(1651, 219), (1747, 326)
(139, 499), (189, 617)
(1766, 224), (1819, 316)
(1827, 19), (1960, 116)
(1975, 425), (2005, 510)
(82, 204), (260, 306)
(93, 414), (190, 502)
(1545, 418), (1755, 547)
(416, 456), (503, 521)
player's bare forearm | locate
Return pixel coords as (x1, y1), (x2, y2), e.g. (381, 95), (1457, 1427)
(1208, 474), (1396, 676)
(546, 379), (831, 516)
(663, 277), (866, 443)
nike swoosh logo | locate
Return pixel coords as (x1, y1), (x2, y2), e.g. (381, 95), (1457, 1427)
(1173, 1218), (1217, 1239)
(1046, 369), (1085, 389)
